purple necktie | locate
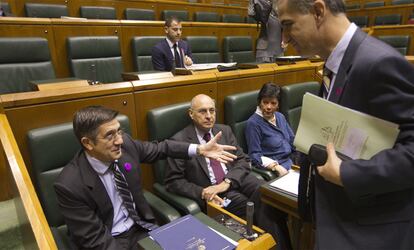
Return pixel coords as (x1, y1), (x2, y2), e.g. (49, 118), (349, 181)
(203, 133), (225, 184)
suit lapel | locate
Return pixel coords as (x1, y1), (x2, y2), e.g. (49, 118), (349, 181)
(185, 124), (211, 179)
(329, 29), (367, 103)
(163, 39), (174, 62)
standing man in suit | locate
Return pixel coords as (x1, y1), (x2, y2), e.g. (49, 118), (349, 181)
(54, 105), (237, 249)
(276, 0), (414, 248)
(152, 16), (193, 71)
(165, 94), (292, 250)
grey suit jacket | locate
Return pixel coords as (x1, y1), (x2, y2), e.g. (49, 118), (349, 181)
(54, 134), (189, 250)
(313, 28), (414, 249)
(165, 124), (251, 209)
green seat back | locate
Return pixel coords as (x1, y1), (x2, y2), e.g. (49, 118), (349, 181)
(349, 16), (369, 27)
(161, 10), (189, 21)
(280, 81), (320, 133)
(193, 12), (220, 22)
(223, 36), (255, 63)
(364, 1), (385, 8)
(245, 16), (256, 23)
(147, 102), (192, 184)
(222, 14), (244, 23)
(25, 3), (68, 18)
(80, 6), (116, 19)
(185, 36), (221, 63)
(346, 4), (360, 10)
(0, 37), (55, 94)
(224, 90), (259, 152)
(132, 36), (164, 72)
(377, 35), (410, 55)
(1, 2), (11, 14)
(124, 8), (155, 20)
(67, 36), (124, 83)
(391, 0), (413, 5)
(374, 14), (402, 25)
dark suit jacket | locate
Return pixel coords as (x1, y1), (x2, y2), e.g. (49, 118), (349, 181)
(165, 124), (251, 209)
(54, 134), (189, 250)
(303, 28), (414, 249)
(151, 39), (192, 71)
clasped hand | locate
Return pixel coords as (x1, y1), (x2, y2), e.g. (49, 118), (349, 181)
(316, 143), (343, 186)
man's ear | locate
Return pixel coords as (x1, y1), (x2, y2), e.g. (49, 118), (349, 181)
(313, 0), (326, 25)
(164, 26), (168, 34)
(81, 137), (94, 151)
(188, 109), (194, 120)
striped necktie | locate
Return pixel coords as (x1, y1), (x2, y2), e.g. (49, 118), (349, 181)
(322, 67), (333, 99)
(110, 161), (158, 231)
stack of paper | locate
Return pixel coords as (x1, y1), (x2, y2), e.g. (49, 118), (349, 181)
(269, 170), (299, 197)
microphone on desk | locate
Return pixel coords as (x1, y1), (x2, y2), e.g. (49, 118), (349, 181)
(88, 64), (97, 85)
(246, 201), (254, 236)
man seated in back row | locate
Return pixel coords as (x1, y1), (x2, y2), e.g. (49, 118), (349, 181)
(165, 94), (292, 250)
(54, 105), (236, 249)
(152, 16), (193, 71)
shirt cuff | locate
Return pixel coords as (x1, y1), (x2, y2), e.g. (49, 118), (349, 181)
(188, 144), (198, 157)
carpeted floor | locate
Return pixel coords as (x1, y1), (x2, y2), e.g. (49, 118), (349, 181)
(0, 199), (24, 250)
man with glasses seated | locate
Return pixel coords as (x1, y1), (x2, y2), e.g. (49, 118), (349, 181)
(54, 105), (236, 250)
(165, 94), (292, 250)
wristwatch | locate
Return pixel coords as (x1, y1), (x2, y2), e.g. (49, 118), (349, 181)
(224, 178), (232, 186)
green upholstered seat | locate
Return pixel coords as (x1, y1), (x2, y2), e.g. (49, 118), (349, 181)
(346, 4), (360, 10)
(279, 81), (320, 133)
(161, 10), (189, 21)
(245, 16), (256, 23)
(0, 37), (55, 94)
(223, 36), (255, 63)
(364, 1), (385, 8)
(80, 6), (116, 19)
(391, 0), (413, 5)
(1, 2), (11, 15)
(67, 36), (124, 83)
(222, 14), (244, 23)
(348, 16), (369, 27)
(224, 90), (276, 181)
(124, 8), (155, 20)
(193, 11), (220, 22)
(185, 36), (221, 63)
(147, 102), (202, 215)
(27, 115), (180, 248)
(131, 36), (164, 72)
(377, 35), (411, 55)
(25, 3), (68, 18)
(374, 14), (402, 25)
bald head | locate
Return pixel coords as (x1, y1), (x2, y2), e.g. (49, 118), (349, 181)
(189, 94), (216, 132)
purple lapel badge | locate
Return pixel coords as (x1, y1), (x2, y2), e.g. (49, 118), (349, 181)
(336, 87), (343, 96)
(124, 162), (132, 172)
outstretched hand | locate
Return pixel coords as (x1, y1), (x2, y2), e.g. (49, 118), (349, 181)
(316, 143), (343, 186)
(199, 131), (237, 163)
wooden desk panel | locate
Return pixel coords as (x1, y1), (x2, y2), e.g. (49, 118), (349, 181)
(346, 4), (414, 26)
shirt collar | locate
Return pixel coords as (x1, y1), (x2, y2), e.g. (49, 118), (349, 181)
(166, 38), (176, 49)
(86, 153), (111, 175)
(325, 23), (357, 75)
(194, 126), (212, 143)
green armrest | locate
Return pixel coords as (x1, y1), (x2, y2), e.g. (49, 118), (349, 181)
(249, 170), (265, 181)
(143, 190), (181, 225)
(153, 183), (201, 215)
(252, 166), (278, 181)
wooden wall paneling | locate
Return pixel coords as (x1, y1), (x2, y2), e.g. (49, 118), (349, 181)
(50, 19), (122, 77)
(3, 90), (136, 177)
(0, 18), (60, 80)
(274, 63), (319, 85)
(13, 0), (72, 17)
(346, 5), (414, 26)
(116, 0), (158, 20)
(0, 147), (13, 201)
(371, 25), (414, 55)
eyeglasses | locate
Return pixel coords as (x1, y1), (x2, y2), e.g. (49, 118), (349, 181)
(193, 108), (216, 116)
(99, 129), (124, 142)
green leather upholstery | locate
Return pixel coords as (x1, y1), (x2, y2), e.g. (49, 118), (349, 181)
(67, 36), (124, 83)
(222, 14), (244, 23)
(348, 16), (369, 27)
(392, 0), (413, 4)
(131, 36), (164, 72)
(0, 37), (55, 94)
(245, 16), (256, 23)
(224, 90), (276, 181)
(147, 102), (202, 215)
(185, 36), (221, 63)
(279, 81), (320, 133)
(1, 2), (11, 15)
(364, 1), (385, 8)
(223, 36), (255, 63)
(377, 35), (411, 55)
(124, 8), (155, 20)
(27, 115), (180, 248)
(346, 4), (360, 10)
(25, 3), (68, 18)
(161, 10), (189, 21)
(80, 6), (116, 19)
(374, 14), (402, 25)
(193, 11), (220, 22)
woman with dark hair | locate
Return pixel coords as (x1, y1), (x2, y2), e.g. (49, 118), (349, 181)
(245, 82), (295, 176)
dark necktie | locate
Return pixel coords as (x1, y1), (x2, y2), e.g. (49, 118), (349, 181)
(110, 161), (158, 231)
(203, 133), (225, 184)
(173, 43), (182, 68)
(322, 67), (333, 99)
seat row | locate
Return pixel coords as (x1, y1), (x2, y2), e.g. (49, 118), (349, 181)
(349, 13), (407, 26)
(346, 0), (413, 9)
(0, 35), (255, 94)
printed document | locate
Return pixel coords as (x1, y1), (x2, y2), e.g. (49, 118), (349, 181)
(269, 170), (299, 197)
(294, 93), (399, 159)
